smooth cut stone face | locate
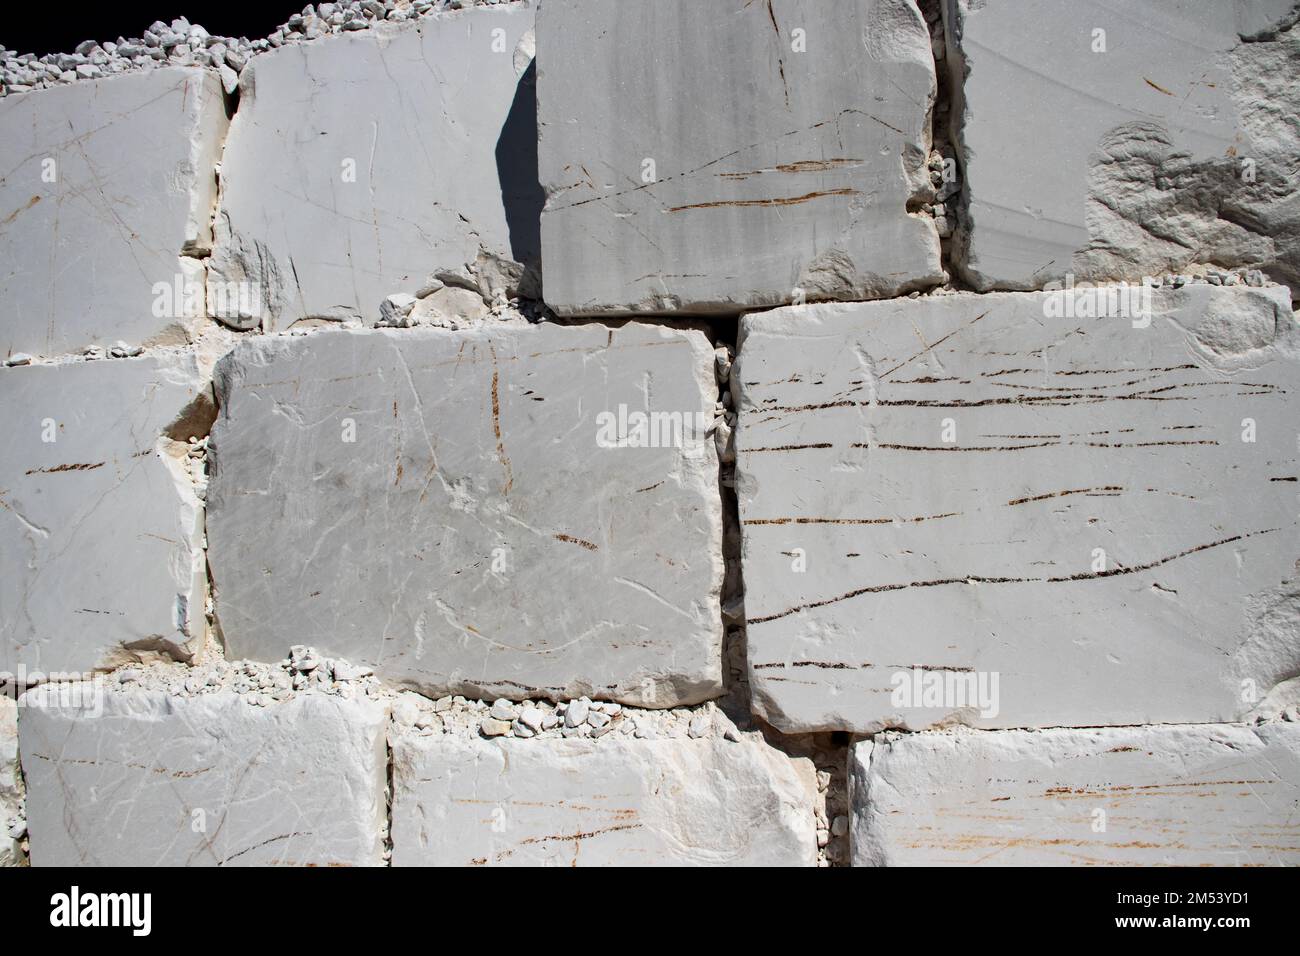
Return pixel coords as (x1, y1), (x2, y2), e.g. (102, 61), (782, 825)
(207, 324), (723, 707)
(537, 0), (943, 315)
(19, 687), (389, 866)
(851, 723), (1300, 866)
(0, 69), (227, 356)
(391, 732), (817, 866)
(734, 284), (1300, 733)
(208, 6), (540, 330)
(946, 0), (1300, 291)
(0, 355), (210, 675)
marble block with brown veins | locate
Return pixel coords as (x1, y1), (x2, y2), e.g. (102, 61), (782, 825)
(20, 686), (389, 866)
(0, 355), (211, 674)
(537, 0), (944, 315)
(851, 722), (1300, 866)
(391, 730), (817, 866)
(734, 283), (1300, 732)
(0, 69), (227, 356)
(207, 323), (723, 707)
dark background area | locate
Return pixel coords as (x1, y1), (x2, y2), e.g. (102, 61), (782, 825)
(2, 1), (303, 56)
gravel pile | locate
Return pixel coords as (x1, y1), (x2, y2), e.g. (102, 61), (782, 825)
(393, 691), (745, 742)
(96, 646), (388, 705)
(31, 647), (748, 743)
(0, 0), (518, 96)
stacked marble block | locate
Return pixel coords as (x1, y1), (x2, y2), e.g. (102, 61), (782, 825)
(3, 0), (1299, 866)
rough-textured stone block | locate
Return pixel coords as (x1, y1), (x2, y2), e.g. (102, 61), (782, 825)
(208, 5), (539, 330)
(208, 324), (722, 706)
(851, 722), (1300, 866)
(0, 356), (210, 674)
(0, 697), (20, 866)
(537, 0), (943, 315)
(19, 685), (388, 866)
(946, 0), (1300, 292)
(0, 69), (228, 357)
(735, 283), (1300, 733)
(391, 730), (816, 866)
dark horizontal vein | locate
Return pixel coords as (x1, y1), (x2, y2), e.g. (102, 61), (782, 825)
(747, 529), (1277, 625)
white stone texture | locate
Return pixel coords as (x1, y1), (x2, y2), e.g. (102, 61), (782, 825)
(735, 284), (1300, 732)
(851, 722), (1300, 865)
(207, 5), (540, 330)
(0, 355), (211, 674)
(0, 68), (228, 357)
(0, 697), (20, 866)
(391, 730), (817, 866)
(945, 0), (1300, 292)
(19, 685), (388, 866)
(537, 0), (943, 315)
(207, 323), (722, 706)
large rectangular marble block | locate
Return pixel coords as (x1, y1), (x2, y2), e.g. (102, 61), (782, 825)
(945, 0), (1300, 292)
(734, 283), (1300, 733)
(536, 0), (943, 315)
(208, 5), (539, 329)
(851, 722), (1300, 866)
(0, 356), (210, 675)
(207, 324), (723, 706)
(391, 731), (817, 866)
(0, 69), (228, 357)
(19, 686), (389, 866)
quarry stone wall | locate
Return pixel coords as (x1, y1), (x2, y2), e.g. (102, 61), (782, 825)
(1, 0), (1297, 866)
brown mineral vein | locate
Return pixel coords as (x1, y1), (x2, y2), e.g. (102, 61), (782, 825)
(1, 194), (40, 226)
(745, 512), (960, 526)
(747, 529), (1278, 624)
(667, 188), (858, 213)
(741, 442), (834, 453)
(25, 461), (105, 475)
(553, 533), (599, 552)
(879, 311), (991, 380)
(489, 344), (512, 496)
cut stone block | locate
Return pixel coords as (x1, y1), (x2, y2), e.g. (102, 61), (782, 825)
(945, 0), (1300, 292)
(0, 68), (228, 358)
(19, 685), (388, 866)
(851, 722), (1300, 866)
(208, 5), (539, 330)
(0, 697), (20, 866)
(207, 324), (722, 706)
(735, 283), (1300, 733)
(537, 0), (943, 315)
(0, 355), (211, 675)
(391, 730), (816, 866)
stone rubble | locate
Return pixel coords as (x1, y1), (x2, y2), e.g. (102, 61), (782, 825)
(0, 697), (22, 866)
(0, 2), (522, 97)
